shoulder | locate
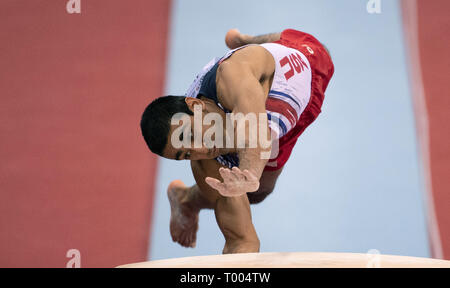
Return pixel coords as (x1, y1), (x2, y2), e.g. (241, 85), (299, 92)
(217, 45), (275, 79)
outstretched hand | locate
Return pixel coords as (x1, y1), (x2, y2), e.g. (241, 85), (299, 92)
(205, 167), (260, 197)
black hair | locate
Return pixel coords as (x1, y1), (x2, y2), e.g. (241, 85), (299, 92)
(140, 95), (194, 156)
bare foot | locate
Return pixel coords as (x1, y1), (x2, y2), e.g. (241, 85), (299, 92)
(167, 180), (199, 248)
(225, 28), (250, 49)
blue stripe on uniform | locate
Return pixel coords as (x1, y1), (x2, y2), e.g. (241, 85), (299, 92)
(267, 113), (287, 136)
(269, 90), (301, 111)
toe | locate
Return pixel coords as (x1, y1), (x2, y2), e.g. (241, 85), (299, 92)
(180, 232), (190, 247)
(189, 233), (197, 248)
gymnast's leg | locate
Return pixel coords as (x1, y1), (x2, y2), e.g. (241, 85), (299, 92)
(225, 29), (281, 49)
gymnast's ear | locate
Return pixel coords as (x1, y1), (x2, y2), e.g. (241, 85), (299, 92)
(184, 97), (206, 112)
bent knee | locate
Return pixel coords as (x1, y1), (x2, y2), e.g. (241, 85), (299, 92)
(246, 187), (274, 204)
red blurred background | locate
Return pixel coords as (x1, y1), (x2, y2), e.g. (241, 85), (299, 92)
(0, 0), (170, 267)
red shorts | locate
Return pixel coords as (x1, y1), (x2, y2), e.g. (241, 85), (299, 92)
(264, 29), (335, 171)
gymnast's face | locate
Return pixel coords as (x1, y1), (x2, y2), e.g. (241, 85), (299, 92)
(162, 98), (224, 161)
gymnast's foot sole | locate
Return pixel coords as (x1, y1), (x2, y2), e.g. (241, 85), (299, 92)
(167, 180), (199, 248)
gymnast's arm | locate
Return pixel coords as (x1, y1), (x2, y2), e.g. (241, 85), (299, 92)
(215, 46), (274, 185)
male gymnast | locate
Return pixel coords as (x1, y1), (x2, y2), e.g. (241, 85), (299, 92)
(140, 29), (334, 254)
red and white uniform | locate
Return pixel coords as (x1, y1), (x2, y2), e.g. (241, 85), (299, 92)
(186, 29), (334, 171)
(264, 29), (334, 171)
